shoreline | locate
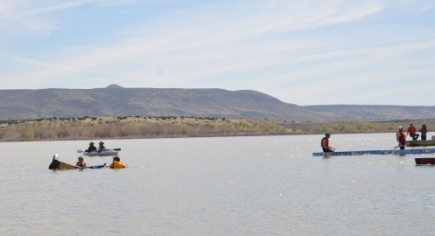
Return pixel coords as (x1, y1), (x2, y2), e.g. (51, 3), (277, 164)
(1, 116), (434, 142)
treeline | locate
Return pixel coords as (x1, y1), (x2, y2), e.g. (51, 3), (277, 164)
(0, 116), (286, 141)
(0, 115), (433, 141)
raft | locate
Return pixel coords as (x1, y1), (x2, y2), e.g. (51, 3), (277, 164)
(407, 140), (435, 147)
(83, 149), (119, 156)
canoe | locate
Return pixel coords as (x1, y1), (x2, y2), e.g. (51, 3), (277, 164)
(312, 148), (435, 157)
(48, 157), (106, 170)
(49, 158), (76, 170)
(407, 140), (435, 147)
(83, 149), (118, 156)
(415, 157), (435, 165)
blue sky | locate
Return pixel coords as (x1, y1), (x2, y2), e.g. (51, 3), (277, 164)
(1, 0), (434, 106)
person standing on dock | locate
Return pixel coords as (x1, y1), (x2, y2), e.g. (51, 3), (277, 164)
(420, 124), (427, 141)
(397, 126), (408, 150)
(406, 123), (419, 140)
(321, 133), (334, 152)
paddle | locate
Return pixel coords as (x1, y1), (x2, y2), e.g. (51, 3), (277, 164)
(77, 148), (121, 153)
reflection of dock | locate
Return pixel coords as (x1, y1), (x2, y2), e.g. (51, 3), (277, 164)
(312, 148), (435, 156)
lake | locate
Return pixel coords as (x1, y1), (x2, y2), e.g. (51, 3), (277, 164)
(1, 133), (435, 235)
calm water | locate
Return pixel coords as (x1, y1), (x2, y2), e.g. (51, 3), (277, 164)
(1, 133), (435, 235)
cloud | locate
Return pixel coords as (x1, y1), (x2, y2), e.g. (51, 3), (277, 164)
(10, 1), (384, 72)
(25, 0), (106, 15)
(0, 0), (110, 33)
(1, 0), (434, 106)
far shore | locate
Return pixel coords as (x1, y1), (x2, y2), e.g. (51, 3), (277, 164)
(1, 116), (434, 142)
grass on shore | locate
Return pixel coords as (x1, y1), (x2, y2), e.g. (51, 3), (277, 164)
(0, 116), (434, 142)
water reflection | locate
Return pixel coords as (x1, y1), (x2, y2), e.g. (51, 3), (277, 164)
(1, 133), (435, 235)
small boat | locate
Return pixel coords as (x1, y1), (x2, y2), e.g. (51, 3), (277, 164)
(407, 140), (435, 147)
(415, 157), (435, 165)
(49, 154), (106, 170)
(81, 148), (121, 156)
(312, 148), (435, 157)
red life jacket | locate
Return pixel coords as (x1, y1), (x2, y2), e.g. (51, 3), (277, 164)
(321, 137), (328, 148)
(398, 132), (406, 145)
(408, 126), (416, 134)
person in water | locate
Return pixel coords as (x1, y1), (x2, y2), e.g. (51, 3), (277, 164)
(396, 126), (408, 150)
(321, 133), (334, 152)
(109, 156), (127, 169)
(97, 141), (107, 152)
(76, 157), (87, 168)
(406, 123), (419, 141)
(86, 141), (97, 152)
(420, 124), (427, 141)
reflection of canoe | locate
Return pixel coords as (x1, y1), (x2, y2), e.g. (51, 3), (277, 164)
(48, 157), (105, 170)
(415, 157), (435, 165)
(83, 149), (118, 156)
(407, 140), (435, 147)
(313, 148), (435, 156)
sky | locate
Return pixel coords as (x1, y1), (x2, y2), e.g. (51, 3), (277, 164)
(1, 0), (434, 106)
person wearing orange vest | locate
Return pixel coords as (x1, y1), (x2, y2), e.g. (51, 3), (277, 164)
(397, 126), (408, 150)
(406, 123), (419, 141)
(109, 156), (127, 168)
(321, 133), (334, 152)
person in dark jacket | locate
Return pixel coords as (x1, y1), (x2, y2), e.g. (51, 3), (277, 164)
(86, 141), (97, 152)
(97, 141), (107, 152)
(420, 124), (427, 141)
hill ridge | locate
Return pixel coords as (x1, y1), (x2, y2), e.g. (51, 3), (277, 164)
(0, 87), (434, 121)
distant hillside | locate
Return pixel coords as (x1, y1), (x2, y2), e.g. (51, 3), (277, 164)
(0, 86), (327, 121)
(0, 86), (433, 122)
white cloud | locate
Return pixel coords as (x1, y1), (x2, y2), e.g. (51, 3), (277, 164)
(1, 0), (434, 105)
(25, 0), (106, 15)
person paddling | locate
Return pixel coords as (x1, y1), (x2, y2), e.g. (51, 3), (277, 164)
(97, 141), (107, 153)
(321, 133), (334, 152)
(86, 141), (97, 152)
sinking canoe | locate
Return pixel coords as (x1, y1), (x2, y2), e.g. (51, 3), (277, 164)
(415, 157), (435, 165)
(312, 148), (435, 156)
(407, 140), (435, 147)
(49, 159), (76, 170)
(49, 158), (105, 170)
